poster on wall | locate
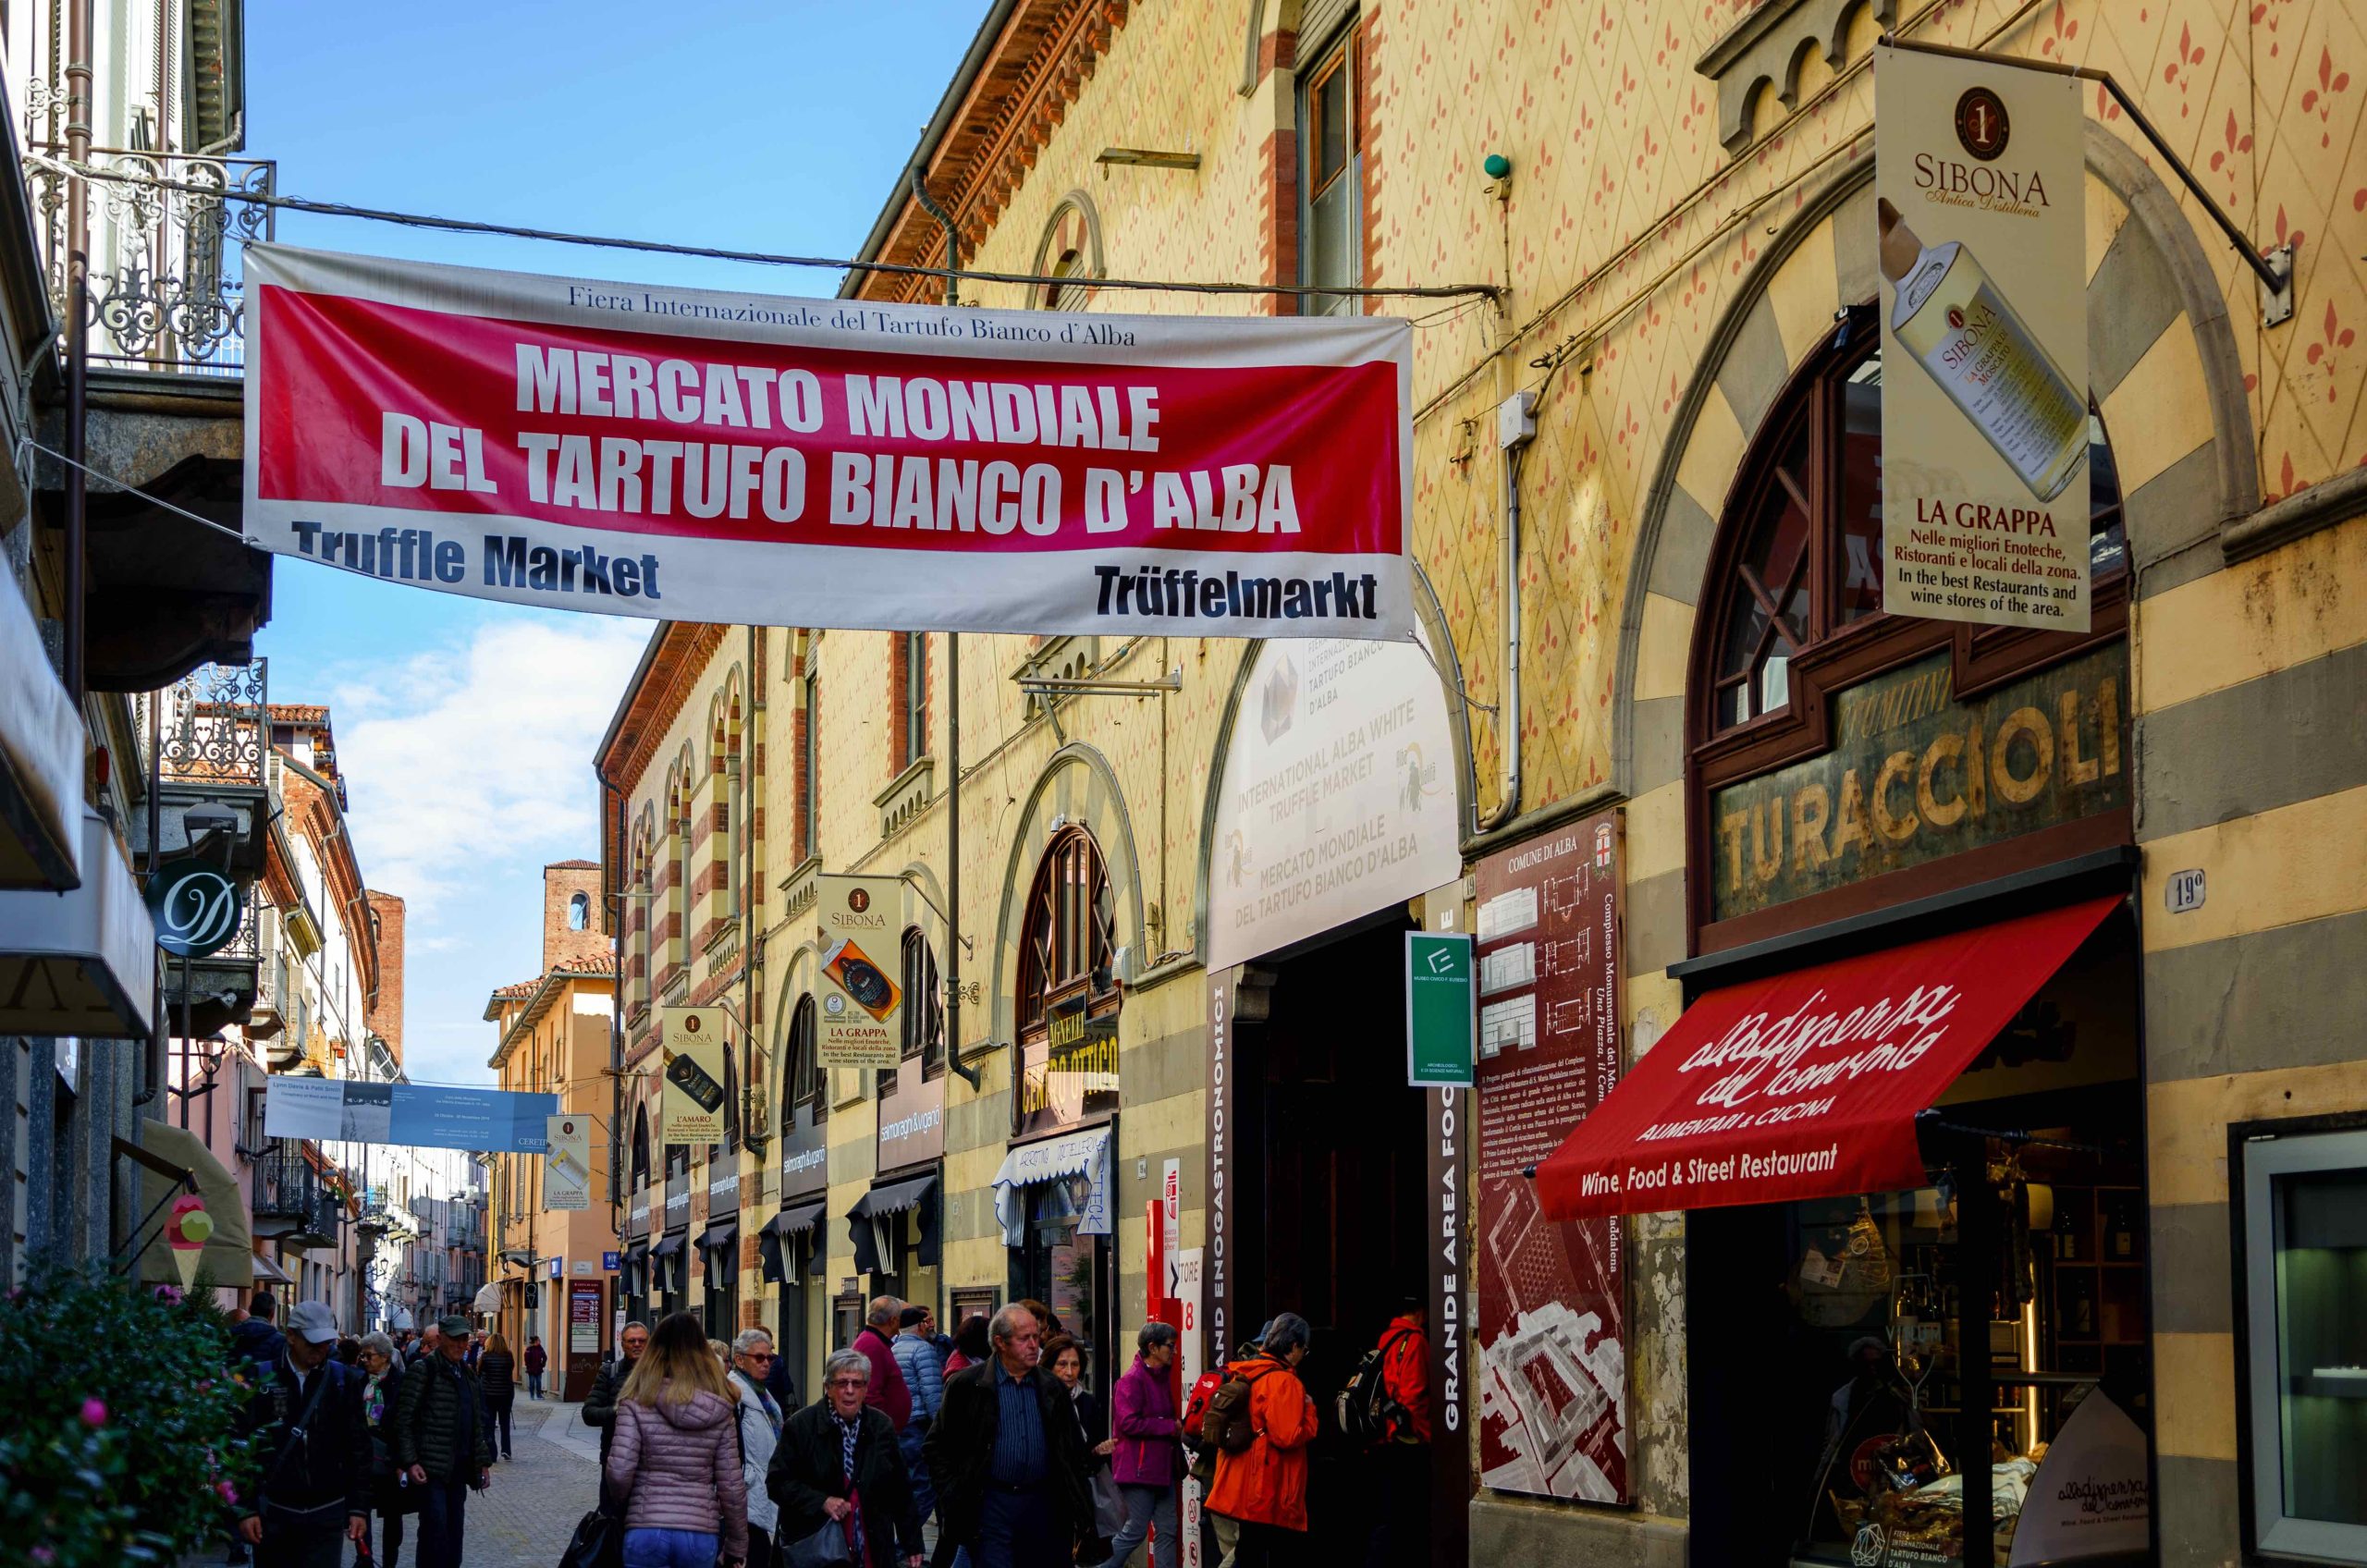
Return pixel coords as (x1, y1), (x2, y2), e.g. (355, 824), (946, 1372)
(659, 1006), (729, 1144)
(570, 1281), (602, 1354)
(240, 244), (1413, 640)
(816, 874), (902, 1068)
(544, 1114), (592, 1210)
(1204, 633), (1463, 972)
(1877, 44), (2090, 633)
(1472, 810), (1627, 1502)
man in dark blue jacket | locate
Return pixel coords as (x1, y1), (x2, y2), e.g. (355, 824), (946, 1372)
(228, 1291), (288, 1375)
(234, 1301), (372, 1568)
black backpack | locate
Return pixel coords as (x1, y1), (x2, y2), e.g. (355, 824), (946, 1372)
(1335, 1329), (1416, 1446)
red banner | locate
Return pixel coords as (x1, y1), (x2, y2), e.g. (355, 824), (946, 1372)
(240, 245), (1412, 638)
(1536, 896), (2120, 1220)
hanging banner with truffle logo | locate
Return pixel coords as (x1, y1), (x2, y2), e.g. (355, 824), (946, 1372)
(816, 874), (901, 1069)
(241, 245), (1411, 641)
(659, 1006), (729, 1145)
(1877, 45), (2089, 633)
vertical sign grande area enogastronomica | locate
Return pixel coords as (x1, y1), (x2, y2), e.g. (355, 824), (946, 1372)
(1877, 45), (2090, 634)
(1472, 810), (1626, 1503)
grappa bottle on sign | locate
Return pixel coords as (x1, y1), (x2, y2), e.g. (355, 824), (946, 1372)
(1878, 198), (2087, 501)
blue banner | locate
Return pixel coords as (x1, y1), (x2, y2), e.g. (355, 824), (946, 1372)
(265, 1074), (558, 1153)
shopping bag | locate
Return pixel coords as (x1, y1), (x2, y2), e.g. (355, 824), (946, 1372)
(557, 1505), (624, 1568)
(780, 1518), (853, 1568)
(1090, 1465), (1128, 1541)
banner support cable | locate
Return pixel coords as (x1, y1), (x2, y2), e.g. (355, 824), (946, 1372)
(23, 153), (1501, 303)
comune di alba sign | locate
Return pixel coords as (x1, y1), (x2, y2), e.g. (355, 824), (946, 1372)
(241, 244), (1412, 641)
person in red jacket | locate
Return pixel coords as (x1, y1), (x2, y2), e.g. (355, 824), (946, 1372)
(1207, 1313), (1318, 1567)
(1363, 1299), (1431, 1568)
(852, 1295), (914, 1432)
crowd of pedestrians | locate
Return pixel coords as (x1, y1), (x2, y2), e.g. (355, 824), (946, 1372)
(213, 1283), (1433, 1568)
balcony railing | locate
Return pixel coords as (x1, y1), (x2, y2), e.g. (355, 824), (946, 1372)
(251, 1140), (338, 1248)
(136, 658), (269, 789)
(26, 147), (275, 373)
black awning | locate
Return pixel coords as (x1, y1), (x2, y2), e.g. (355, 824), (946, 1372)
(623, 1240), (651, 1262)
(848, 1173), (937, 1221)
(652, 1232), (688, 1258)
(766, 1201), (828, 1239)
(499, 1248), (536, 1268)
(695, 1220), (739, 1252)
(847, 1174), (940, 1275)
(757, 1201), (828, 1287)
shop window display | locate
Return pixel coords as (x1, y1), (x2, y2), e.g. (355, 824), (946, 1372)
(1013, 1174), (1107, 1390)
(2237, 1122), (2367, 1563)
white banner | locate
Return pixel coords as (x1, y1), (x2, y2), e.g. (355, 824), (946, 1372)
(241, 244), (1412, 640)
(1206, 632), (1462, 970)
(544, 1114), (591, 1211)
(1878, 45), (2090, 632)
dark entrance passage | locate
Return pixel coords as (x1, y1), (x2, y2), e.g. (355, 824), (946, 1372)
(1233, 913), (1431, 1563)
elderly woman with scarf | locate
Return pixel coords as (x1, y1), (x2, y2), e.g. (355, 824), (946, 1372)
(768, 1348), (926, 1568)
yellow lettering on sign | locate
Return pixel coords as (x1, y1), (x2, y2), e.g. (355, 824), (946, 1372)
(1873, 749), (1919, 844)
(1917, 731), (1967, 827)
(1792, 783), (1832, 873)
(1993, 706), (2053, 806)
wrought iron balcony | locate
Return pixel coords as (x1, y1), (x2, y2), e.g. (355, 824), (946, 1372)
(25, 146), (275, 374)
(137, 658), (269, 790)
(251, 1139), (337, 1248)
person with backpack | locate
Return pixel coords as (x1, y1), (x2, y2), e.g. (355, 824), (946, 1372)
(230, 1300), (372, 1568)
(1343, 1300), (1430, 1568)
(1204, 1314), (1317, 1568)
(476, 1332), (517, 1462)
(1179, 1327), (1265, 1568)
(1107, 1322), (1184, 1568)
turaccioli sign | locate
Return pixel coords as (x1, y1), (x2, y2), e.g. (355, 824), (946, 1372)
(240, 245), (1414, 639)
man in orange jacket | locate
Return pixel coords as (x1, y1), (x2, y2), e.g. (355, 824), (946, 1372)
(1364, 1298), (1431, 1568)
(1206, 1313), (1318, 1568)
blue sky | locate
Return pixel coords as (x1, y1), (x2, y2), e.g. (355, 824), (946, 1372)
(248, 0), (988, 1088)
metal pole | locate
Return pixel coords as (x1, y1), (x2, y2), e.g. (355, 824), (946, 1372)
(947, 632), (966, 1090)
(1878, 35), (2291, 300)
(62, 0), (92, 704)
(1956, 1137), (1994, 1568)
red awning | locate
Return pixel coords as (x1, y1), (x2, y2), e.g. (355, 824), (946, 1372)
(1535, 896), (2121, 1220)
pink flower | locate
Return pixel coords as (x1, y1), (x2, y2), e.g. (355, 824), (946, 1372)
(31, 1549), (54, 1564)
(80, 1397), (106, 1427)
(216, 1480), (239, 1504)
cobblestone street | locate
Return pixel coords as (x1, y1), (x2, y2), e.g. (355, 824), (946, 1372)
(451, 1399), (602, 1568)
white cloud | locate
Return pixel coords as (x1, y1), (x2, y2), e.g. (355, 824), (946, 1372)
(319, 612), (649, 1087)
(329, 615), (649, 917)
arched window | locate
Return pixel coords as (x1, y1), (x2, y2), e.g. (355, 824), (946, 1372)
(901, 928), (945, 1079)
(1017, 827), (1119, 1034)
(568, 891), (589, 931)
(1698, 305), (2127, 737)
(630, 1104), (651, 1192)
(1014, 827), (1121, 1133)
(785, 993), (824, 1123)
(720, 1041), (740, 1156)
(1031, 196), (1103, 312)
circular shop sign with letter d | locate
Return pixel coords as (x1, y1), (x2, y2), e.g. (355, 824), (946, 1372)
(147, 860), (244, 958)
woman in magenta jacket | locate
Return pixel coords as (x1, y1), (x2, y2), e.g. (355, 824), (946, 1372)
(1107, 1321), (1185, 1565)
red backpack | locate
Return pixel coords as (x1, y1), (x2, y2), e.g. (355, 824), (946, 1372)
(1179, 1368), (1229, 1456)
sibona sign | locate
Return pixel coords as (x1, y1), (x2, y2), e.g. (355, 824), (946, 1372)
(146, 860), (245, 958)
(1710, 644), (2127, 921)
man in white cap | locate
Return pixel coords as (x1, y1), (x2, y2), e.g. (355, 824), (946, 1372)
(232, 1300), (371, 1568)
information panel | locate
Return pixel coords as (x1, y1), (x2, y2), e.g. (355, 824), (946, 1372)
(1471, 810), (1627, 1503)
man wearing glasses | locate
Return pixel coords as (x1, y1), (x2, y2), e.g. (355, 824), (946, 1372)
(925, 1305), (1095, 1568)
(729, 1330), (787, 1567)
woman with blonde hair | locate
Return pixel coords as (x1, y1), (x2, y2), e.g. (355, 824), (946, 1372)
(606, 1311), (750, 1568)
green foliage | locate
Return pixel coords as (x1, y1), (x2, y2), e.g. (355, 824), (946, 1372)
(0, 1265), (261, 1567)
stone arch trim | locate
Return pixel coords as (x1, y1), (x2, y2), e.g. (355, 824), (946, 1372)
(987, 742), (1147, 1047)
(1029, 190), (1107, 307)
(1191, 570), (1469, 965)
(1612, 134), (2258, 806)
(768, 942), (821, 1110)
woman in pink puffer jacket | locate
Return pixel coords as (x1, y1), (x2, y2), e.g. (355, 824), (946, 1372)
(604, 1312), (750, 1568)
